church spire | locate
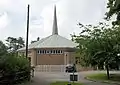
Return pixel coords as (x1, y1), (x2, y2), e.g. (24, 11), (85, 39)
(52, 5), (58, 35)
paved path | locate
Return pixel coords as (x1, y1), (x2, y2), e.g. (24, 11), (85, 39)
(29, 71), (120, 85)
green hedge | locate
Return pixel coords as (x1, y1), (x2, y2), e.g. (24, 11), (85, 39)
(0, 54), (31, 84)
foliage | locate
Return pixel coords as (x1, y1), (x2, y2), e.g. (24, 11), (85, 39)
(0, 41), (8, 56)
(73, 22), (120, 65)
(0, 55), (29, 73)
(31, 40), (37, 44)
(0, 37), (30, 84)
(31, 37), (40, 44)
(72, 22), (120, 79)
(106, 0), (120, 25)
(0, 54), (30, 84)
(6, 37), (25, 53)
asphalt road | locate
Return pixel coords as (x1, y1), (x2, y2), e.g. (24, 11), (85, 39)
(30, 71), (120, 85)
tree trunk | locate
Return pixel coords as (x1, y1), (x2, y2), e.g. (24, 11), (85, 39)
(116, 61), (119, 70)
(106, 65), (110, 79)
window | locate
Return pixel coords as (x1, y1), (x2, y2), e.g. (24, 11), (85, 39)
(53, 50), (56, 54)
(37, 50), (40, 54)
(44, 50), (46, 54)
(47, 50), (49, 54)
(60, 50), (63, 54)
(39, 50), (41, 54)
(37, 50), (43, 54)
(58, 50), (60, 53)
(37, 49), (63, 54)
(42, 50), (44, 54)
(56, 50), (58, 54)
(51, 50), (53, 54)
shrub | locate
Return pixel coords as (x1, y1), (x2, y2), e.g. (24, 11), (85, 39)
(0, 54), (31, 84)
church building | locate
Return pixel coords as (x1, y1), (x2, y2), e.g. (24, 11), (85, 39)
(18, 6), (77, 67)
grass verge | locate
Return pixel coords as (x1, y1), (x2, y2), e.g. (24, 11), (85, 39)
(50, 81), (84, 85)
(86, 73), (120, 82)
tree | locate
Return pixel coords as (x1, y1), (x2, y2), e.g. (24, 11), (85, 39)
(106, 0), (120, 25)
(6, 37), (25, 53)
(0, 41), (7, 56)
(31, 41), (37, 44)
(0, 54), (30, 84)
(31, 37), (40, 44)
(17, 37), (25, 48)
(72, 22), (120, 79)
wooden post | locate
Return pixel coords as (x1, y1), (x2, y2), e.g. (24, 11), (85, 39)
(25, 4), (31, 81)
(25, 4), (30, 59)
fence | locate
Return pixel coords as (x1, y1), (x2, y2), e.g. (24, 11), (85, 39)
(35, 65), (94, 72)
(0, 71), (31, 85)
(76, 65), (93, 72)
(35, 65), (66, 72)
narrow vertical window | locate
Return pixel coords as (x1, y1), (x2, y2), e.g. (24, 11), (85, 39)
(51, 50), (53, 54)
(53, 50), (55, 54)
(42, 50), (44, 54)
(56, 50), (58, 54)
(60, 50), (63, 54)
(47, 50), (49, 54)
(37, 50), (39, 54)
(40, 50), (41, 54)
(44, 50), (46, 54)
(58, 50), (60, 54)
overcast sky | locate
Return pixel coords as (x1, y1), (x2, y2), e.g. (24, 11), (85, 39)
(0, 0), (107, 43)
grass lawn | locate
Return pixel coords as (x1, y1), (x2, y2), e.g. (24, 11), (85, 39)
(50, 81), (84, 85)
(87, 73), (120, 82)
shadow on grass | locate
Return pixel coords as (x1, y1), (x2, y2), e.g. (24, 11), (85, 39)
(110, 74), (120, 81)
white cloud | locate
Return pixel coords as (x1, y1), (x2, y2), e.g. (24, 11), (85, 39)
(0, 12), (9, 29)
(0, 0), (107, 43)
(39, 0), (107, 39)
